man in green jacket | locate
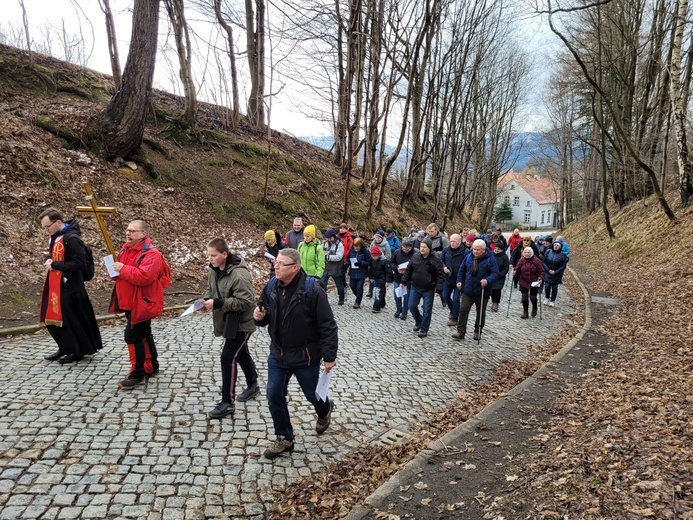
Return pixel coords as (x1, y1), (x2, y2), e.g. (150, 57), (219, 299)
(203, 238), (259, 419)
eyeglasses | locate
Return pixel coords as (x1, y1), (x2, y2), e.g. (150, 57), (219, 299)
(42, 222), (56, 230)
(126, 229), (144, 234)
(274, 262), (296, 268)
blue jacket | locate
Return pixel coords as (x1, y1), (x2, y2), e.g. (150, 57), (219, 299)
(347, 248), (372, 279)
(386, 234), (401, 252)
(441, 245), (467, 286)
(491, 251), (509, 291)
(543, 249), (568, 284)
(457, 250), (499, 297)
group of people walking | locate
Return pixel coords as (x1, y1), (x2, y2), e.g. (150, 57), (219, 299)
(38, 207), (568, 461)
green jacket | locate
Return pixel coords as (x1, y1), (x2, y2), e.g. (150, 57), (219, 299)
(203, 254), (256, 337)
(298, 240), (325, 277)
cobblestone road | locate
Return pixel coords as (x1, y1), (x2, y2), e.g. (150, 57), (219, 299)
(0, 285), (577, 519)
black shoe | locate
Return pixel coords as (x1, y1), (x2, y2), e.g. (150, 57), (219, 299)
(531, 308), (537, 317)
(394, 311), (401, 319)
(338, 300), (345, 305)
(44, 351), (62, 361)
(58, 354), (82, 364)
(118, 377), (143, 390)
(473, 330), (481, 341)
(236, 384), (260, 402)
(372, 308), (381, 313)
(452, 333), (464, 340)
(399, 314), (407, 321)
(263, 436), (295, 459)
(413, 323), (421, 332)
(316, 400), (335, 434)
(418, 331), (428, 338)
(208, 401), (235, 419)
(521, 312), (529, 319)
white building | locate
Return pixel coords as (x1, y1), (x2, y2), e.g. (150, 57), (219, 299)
(496, 173), (559, 229)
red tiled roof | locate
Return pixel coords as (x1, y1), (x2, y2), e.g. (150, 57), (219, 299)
(498, 173), (559, 205)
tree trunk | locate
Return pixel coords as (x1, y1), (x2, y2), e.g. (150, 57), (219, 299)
(18, 0), (33, 66)
(163, 0), (197, 128)
(98, 0), (122, 87)
(214, 0), (240, 129)
(89, 0), (160, 160)
(245, 0), (265, 130)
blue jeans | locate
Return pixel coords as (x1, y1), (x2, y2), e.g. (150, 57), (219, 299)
(394, 284), (410, 317)
(266, 355), (331, 441)
(408, 286), (434, 332)
(349, 277), (366, 304)
(441, 282), (460, 320)
(321, 272), (345, 301)
(544, 282), (558, 302)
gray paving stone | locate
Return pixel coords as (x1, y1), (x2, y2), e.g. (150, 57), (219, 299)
(0, 282), (577, 519)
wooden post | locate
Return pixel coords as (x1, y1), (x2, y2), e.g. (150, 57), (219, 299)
(76, 182), (118, 259)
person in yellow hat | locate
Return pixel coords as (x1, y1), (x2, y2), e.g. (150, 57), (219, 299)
(298, 225), (325, 278)
(264, 230), (285, 279)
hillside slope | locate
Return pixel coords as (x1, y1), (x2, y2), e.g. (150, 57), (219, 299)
(0, 44), (434, 327)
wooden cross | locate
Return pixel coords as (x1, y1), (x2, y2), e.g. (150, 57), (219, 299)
(76, 182), (117, 259)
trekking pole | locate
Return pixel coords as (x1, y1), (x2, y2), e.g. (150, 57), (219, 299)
(505, 279), (513, 317)
(478, 284), (485, 344)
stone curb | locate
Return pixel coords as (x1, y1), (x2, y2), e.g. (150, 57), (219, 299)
(0, 303), (191, 338)
(346, 266), (592, 520)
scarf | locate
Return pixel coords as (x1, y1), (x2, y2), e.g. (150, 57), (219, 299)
(42, 235), (65, 327)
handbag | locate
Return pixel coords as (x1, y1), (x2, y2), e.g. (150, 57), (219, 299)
(223, 312), (241, 338)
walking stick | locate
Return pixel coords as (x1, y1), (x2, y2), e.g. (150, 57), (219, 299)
(505, 279), (514, 317)
(478, 284), (485, 344)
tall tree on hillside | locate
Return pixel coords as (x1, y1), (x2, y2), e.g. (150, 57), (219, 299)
(98, 0), (121, 87)
(86, 0), (160, 160)
(246, 0), (266, 130)
(163, 0), (198, 128)
(18, 0), (33, 66)
(213, 0), (240, 129)
(669, 0), (693, 207)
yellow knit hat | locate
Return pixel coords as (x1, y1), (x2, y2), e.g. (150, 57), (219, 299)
(304, 224), (316, 238)
(264, 230), (275, 241)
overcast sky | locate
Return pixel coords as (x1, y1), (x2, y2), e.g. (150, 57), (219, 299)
(4, 0), (558, 136)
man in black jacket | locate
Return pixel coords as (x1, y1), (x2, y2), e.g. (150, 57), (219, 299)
(253, 248), (339, 459)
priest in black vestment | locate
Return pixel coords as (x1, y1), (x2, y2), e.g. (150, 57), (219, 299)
(39, 208), (103, 364)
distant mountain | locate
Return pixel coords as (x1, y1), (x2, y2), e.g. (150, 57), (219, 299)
(299, 131), (557, 174)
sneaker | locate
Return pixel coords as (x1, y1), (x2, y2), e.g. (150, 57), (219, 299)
(548, 301), (555, 307)
(353, 303), (360, 309)
(338, 300), (345, 306)
(413, 323), (421, 332)
(316, 400), (335, 434)
(118, 377), (143, 390)
(452, 332), (464, 340)
(44, 350), (62, 361)
(418, 331), (428, 338)
(372, 308), (381, 313)
(447, 320), (458, 327)
(263, 436), (295, 459)
(394, 311), (401, 319)
(236, 384), (260, 402)
(399, 314), (407, 321)
(208, 401), (235, 419)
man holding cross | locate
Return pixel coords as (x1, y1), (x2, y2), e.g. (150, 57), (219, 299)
(109, 220), (165, 390)
(39, 208), (103, 363)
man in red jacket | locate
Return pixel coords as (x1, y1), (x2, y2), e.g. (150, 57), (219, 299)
(109, 220), (164, 390)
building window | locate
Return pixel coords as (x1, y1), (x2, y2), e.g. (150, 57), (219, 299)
(524, 211), (531, 223)
(513, 196), (520, 206)
(526, 200), (531, 207)
(547, 210), (551, 223)
(541, 211), (545, 224)
(504, 195), (510, 205)
(511, 184), (515, 190)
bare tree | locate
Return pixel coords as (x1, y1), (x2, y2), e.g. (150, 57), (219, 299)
(98, 0), (122, 87)
(18, 0), (32, 66)
(246, 0), (266, 130)
(213, 0), (240, 129)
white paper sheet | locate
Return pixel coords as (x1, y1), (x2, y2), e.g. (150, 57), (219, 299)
(103, 254), (119, 277)
(315, 369), (333, 402)
(264, 252), (276, 260)
(350, 257), (358, 268)
(373, 287), (380, 301)
(398, 261), (409, 270)
(394, 285), (408, 298)
(181, 298), (206, 317)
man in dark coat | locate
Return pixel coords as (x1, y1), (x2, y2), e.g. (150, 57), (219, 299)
(441, 233), (466, 326)
(254, 248), (338, 460)
(39, 208), (102, 364)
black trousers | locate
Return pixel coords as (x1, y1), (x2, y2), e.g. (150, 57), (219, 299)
(220, 332), (257, 403)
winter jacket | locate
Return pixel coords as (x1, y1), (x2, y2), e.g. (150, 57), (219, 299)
(491, 250), (510, 291)
(391, 246), (415, 284)
(441, 244), (466, 286)
(457, 250), (500, 297)
(514, 255), (545, 289)
(386, 234), (401, 253)
(542, 247), (568, 285)
(265, 231), (286, 277)
(347, 248), (372, 279)
(370, 238), (392, 260)
(284, 228), (304, 249)
(488, 238), (506, 252)
(369, 257), (393, 287)
(203, 254), (257, 338)
(43, 220), (89, 296)
(109, 236), (164, 325)
(323, 239), (345, 277)
(298, 239), (325, 277)
(255, 271), (338, 369)
(510, 241), (539, 267)
(428, 233), (449, 258)
(401, 251), (445, 293)
(507, 233), (523, 253)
